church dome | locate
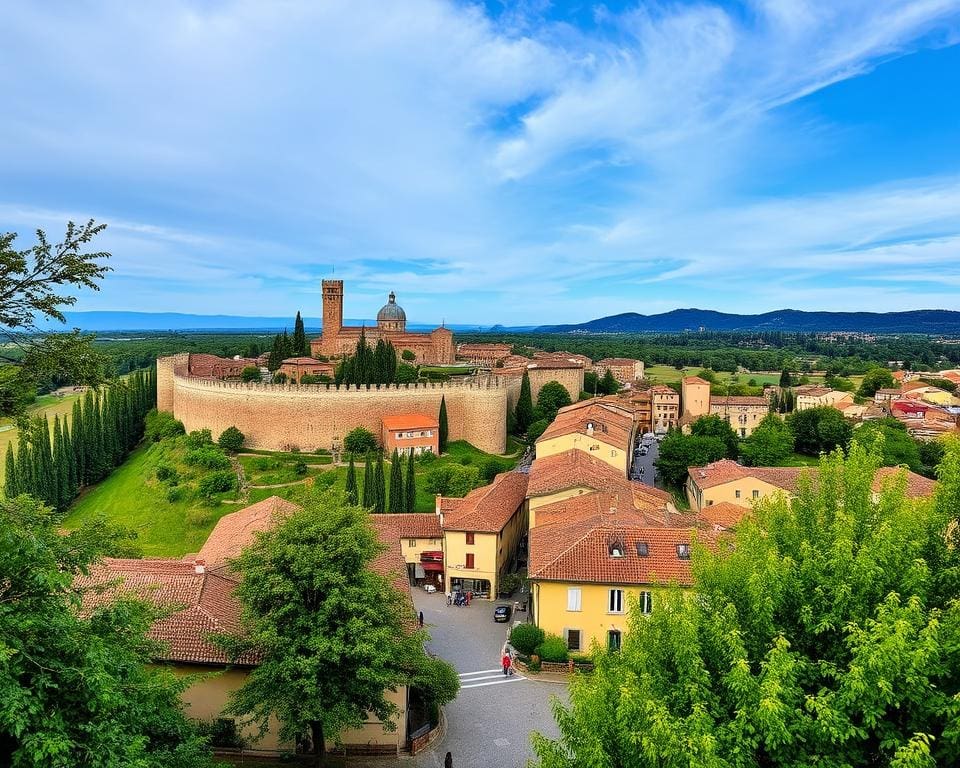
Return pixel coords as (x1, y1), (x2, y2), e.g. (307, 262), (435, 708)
(377, 292), (406, 323)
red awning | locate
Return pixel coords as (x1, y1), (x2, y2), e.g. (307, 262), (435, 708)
(421, 551), (443, 559)
(420, 561), (444, 572)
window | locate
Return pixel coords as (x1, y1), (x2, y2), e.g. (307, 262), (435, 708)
(636, 542), (649, 557)
(676, 544), (691, 560)
(407, 539), (416, 547)
(565, 629), (582, 652)
(608, 588), (624, 613)
(735, 490), (741, 499)
(752, 489), (759, 499)
(639, 591), (653, 614)
(608, 539), (624, 558)
(567, 587), (582, 612)
(465, 553), (475, 569)
(466, 532), (475, 545)
(608, 629), (622, 651)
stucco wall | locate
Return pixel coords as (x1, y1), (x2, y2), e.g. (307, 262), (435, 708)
(535, 433), (629, 474)
(158, 356), (508, 454)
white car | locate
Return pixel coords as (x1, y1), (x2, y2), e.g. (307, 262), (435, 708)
(422, 584), (437, 593)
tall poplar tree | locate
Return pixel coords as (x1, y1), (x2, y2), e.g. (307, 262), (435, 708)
(373, 451), (386, 514)
(293, 311), (307, 356)
(345, 454), (358, 505)
(388, 450), (403, 513)
(4, 443), (18, 497)
(361, 452), (375, 508)
(515, 371), (533, 433)
(438, 395), (448, 454)
(404, 451), (416, 512)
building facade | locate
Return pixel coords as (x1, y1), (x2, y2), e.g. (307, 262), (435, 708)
(595, 358), (645, 385)
(311, 280), (454, 364)
(278, 357), (335, 382)
(381, 414), (440, 456)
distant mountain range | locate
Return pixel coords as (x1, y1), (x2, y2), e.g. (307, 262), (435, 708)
(38, 311), (484, 333)
(534, 309), (960, 335)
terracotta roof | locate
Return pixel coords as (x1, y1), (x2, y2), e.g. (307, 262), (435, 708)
(688, 459), (936, 498)
(599, 358), (642, 367)
(382, 413), (439, 431)
(198, 496), (300, 566)
(379, 512), (443, 539)
(901, 381), (929, 392)
(528, 449), (632, 497)
(78, 558), (255, 666)
(441, 472), (528, 533)
(537, 400), (636, 451)
(710, 395), (769, 407)
(368, 518), (416, 599)
(700, 502), (750, 530)
(649, 385), (679, 396)
(529, 513), (706, 586)
(281, 356), (327, 365)
(533, 490), (686, 530)
(876, 388), (902, 395)
(524, 359), (584, 370)
(186, 353), (256, 377)
(683, 376), (710, 385)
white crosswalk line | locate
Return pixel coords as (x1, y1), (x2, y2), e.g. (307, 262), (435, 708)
(460, 676), (525, 689)
(457, 668), (526, 689)
(458, 668), (502, 677)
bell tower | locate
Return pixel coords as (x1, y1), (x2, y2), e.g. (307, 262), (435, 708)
(321, 279), (343, 355)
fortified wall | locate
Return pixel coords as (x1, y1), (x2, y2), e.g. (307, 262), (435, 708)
(157, 354), (508, 454)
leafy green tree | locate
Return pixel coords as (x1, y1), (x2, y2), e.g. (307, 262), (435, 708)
(293, 310), (307, 356)
(0, 494), (213, 766)
(515, 371), (534, 433)
(240, 366), (262, 382)
(404, 451), (417, 512)
(779, 367), (792, 387)
(217, 490), (458, 758)
(527, 418), (549, 444)
(740, 413), (795, 466)
(218, 426), (245, 453)
(395, 362), (418, 384)
(272, 371), (288, 384)
(600, 368), (619, 395)
(533, 443), (960, 768)
(345, 454), (358, 505)
(583, 371), (599, 395)
(851, 418), (921, 471)
(654, 432), (727, 487)
(344, 426), (378, 455)
(0, 221), (111, 415)
(388, 450), (404, 513)
(423, 463), (481, 497)
(536, 380), (572, 421)
(918, 439), (945, 479)
(858, 366), (896, 397)
(787, 406), (853, 456)
(438, 395), (448, 453)
(510, 624), (545, 655)
(690, 414), (739, 459)
(401, 349), (416, 362)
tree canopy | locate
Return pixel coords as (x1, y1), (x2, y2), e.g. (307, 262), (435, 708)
(218, 490), (458, 757)
(534, 442), (960, 768)
(536, 380), (572, 421)
(858, 366), (897, 397)
(740, 413), (795, 466)
(655, 431), (727, 487)
(690, 414), (739, 459)
(851, 418), (921, 472)
(786, 406), (853, 456)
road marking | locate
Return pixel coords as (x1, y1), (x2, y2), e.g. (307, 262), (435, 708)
(457, 669), (526, 689)
(460, 676), (525, 689)
(458, 669), (502, 677)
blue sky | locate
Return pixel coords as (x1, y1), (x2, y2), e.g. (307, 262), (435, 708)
(2, 0), (960, 326)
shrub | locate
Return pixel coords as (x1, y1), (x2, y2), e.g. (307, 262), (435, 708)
(273, 372), (288, 384)
(197, 470), (236, 497)
(527, 419), (549, 443)
(416, 451), (437, 465)
(166, 486), (186, 503)
(313, 472), (336, 488)
(401, 349), (416, 361)
(535, 634), (569, 664)
(253, 457), (277, 471)
(185, 447), (231, 470)
(510, 624), (545, 656)
(343, 427), (378, 454)
(293, 460), (308, 476)
(155, 464), (179, 483)
(480, 456), (504, 482)
(240, 366), (262, 382)
(218, 426), (245, 453)
(423, 463), (481, 497)
(185, 429), (214, 450)
(144, 409), (185, 442)
(299, 374), (323, 384)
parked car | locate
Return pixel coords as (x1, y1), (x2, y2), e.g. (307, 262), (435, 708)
(422, 583), (437, 593)
(493, 604), (512, 623)
(639, 446), (648, 456)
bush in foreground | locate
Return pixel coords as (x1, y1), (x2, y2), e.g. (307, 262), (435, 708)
(510, 624), (545, 656)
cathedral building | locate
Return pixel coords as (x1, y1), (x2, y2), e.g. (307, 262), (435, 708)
(310, 280), (455, 364)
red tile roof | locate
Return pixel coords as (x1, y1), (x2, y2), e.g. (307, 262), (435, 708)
(537, 400), (636, 451)
(683, 376), (710, 385)
(700, 502), (750, 530)
(441, 472), (528, 533)
(710, 395), (769, 407)
(528, 449), (631, 497)
(382, 413), (439, 431)
(198, 496), (300, 566)
(379, 512), (443, 539)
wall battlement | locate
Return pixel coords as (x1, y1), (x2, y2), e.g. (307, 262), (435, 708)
(158, 355), (508, 454)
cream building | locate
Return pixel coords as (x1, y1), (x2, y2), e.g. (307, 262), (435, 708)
(535, 399), (639, 474)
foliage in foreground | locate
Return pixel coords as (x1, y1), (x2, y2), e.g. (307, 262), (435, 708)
(218, 488), (458, 756)
(533, 442), (960, 768)
(0, 495), (212, 767)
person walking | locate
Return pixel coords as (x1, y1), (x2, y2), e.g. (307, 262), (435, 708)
(502, 651), (512, 676)
(444, 752), (453, 768)
(418, 611), (424, 628)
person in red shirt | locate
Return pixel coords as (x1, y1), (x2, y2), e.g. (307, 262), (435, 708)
(502, 652), (512, 676)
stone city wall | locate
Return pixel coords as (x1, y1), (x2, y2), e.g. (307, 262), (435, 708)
(157, 355), (508, 454)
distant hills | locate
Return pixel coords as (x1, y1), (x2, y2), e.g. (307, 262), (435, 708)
(534, 309), (960, 335)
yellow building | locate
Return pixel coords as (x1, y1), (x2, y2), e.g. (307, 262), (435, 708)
(708, 395), (770, 438)
(78, 496), (415, 757)
(794, 386), (853, 411)
(380, 512), (445, 590)
(440, 471), (529, 598)
(686, 459), (937, 512)
(528, 503), (700, 653)
(650, 385), (680, 432)
(680, 376), (711, 419)
(535, 399), (638, 474)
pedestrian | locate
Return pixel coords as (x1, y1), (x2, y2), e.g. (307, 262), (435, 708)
(466, 591), (471, 606)
(446, 591), (452, 606)
(502, 651), (512, 676)
(444, 752), (453, 768)
(418, 611), (424, 628)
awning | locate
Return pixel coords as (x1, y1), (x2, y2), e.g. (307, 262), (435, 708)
(421, 561), (444, 572)
(420, 551), (443, 559)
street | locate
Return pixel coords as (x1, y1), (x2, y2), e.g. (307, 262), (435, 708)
(630, 432), (661, 487)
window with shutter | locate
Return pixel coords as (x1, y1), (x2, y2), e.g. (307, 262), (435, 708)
(565, 629), (581, 651)
(639, 591), (653, 614)
(465, 553), (474, 569)
(567, 587), (581, 612)
(466, 532), (475, 545)
(608, 589), (624, 613)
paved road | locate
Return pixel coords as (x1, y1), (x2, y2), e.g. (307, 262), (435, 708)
(411, 591), (566, 768)
(630, 434), (660, 486)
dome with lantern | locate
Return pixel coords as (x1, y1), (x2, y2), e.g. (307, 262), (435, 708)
(376, 291), (407, 331)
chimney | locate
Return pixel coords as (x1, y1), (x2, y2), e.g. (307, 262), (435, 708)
(194, 559), (205, 575)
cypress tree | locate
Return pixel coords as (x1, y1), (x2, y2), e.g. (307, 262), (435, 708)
(385, 341), (397, 384)
(71, 399), (86, 486)
(345, 454), (358, 505)
(779, 368), (792, 388)
(53, 416), (71, 512)
(388, 450), (403, 513)
(361, 452), (375, 508)
(374, 339), (388, 384)
(16, 435), (32, 498)
(279, 329), (293, 360)
(438, 395), (449, 454)
(293, 311), (307, 356)
(405, 449), (416, 513)
(62, 419), (78, 502)
(34, 417), (56, 508)
(515, 371), (533, 433)
(373, 451), (385, 514)
(267, 334), (284, 371)
(4, 443), (18, 498)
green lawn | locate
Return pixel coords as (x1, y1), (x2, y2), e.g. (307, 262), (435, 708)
(63, 442), (242, 557)
(777, 452), (821, 467)
(239, 454), (325, 486)
(644, 365), (828, 388)
(0, 391), (84, 482)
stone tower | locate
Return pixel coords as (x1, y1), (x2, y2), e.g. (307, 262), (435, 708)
(321, 279), (343, 355)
